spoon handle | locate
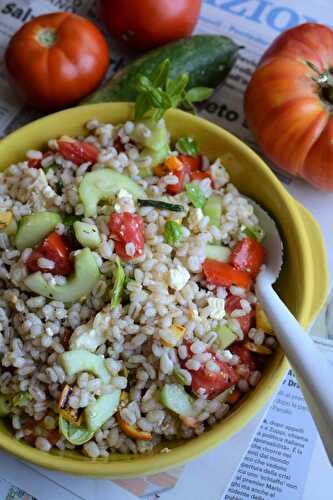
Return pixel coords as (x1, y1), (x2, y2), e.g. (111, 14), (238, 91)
(256, 277), (333, 466)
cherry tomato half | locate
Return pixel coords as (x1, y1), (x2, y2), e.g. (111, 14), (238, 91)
(109, 212), (145, 261)
(27, 232), (73, 276)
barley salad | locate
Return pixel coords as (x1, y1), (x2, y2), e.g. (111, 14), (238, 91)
(0, 115), (277, 458)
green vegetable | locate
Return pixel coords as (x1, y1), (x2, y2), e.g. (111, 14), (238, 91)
(140, 144), (169, 167)
(243, 224), (265, 242)
(173, 369), (188, 386)
(15, 212), (61, 250)
(73, 221), (101, 249)
(205, 244), (231, 262)
(24, 248), (100, 303)
(43, 164), (58, 174)
(13, 391), (32, 407)
(132, 118), (169, 151)
(185, 183), (205, 209)
(215, 325), (237, 350)
(0, 395), (10, 417)
(138, 199), (184, 212)
(63, 214), (81, 230)
(111, 258), (126, 310)
(59, 350), (110, 383)
(203, 195), (223, 227)
(134, 58), (213, 121)
(83, 35), (240, 107)
(160, 384), (193, 417)
(59, 416), (94, 445)
(164, 220), (184, 245)
(85, 391), (121, 432)
(79, 169), (146, 218)
(138, 164), (153, 178)
(176, 137), (198, 156)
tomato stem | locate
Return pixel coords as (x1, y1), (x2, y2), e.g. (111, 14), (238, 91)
(37, 28), (58, 48)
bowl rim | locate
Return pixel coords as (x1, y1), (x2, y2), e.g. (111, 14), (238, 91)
(0, 103), (327, 478)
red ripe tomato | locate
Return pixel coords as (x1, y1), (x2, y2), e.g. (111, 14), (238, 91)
(57, 140), (99, 166)
(202, 259), (253, 290)
(190, 170), (212, 182)
(230, 343), (257, 371)
(230, 237), (265, 278)
(27, 232), (73, 276)
(225, 295), (254, 335)
(178, 155), (202, 172)
(28, 152), (52, 169)
(181, 342), (239, 399)
(166, 167), (189, 195)
(5, 13), (109, 111)
(97, 0), (201, 51)
(109, 212), (145, 261)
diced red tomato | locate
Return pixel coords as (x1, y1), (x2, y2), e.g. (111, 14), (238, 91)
(57, 140), (99, 165)
(109, 212), (145, 261)
(230, 237), (265, 278)
(27, 151), (52, 169)
(225, 295), (254, 334)
(203, 259), (252, 290)
(226, 388), (242, 405)
(230, 342), (257, 371)
(180, 341), (239, 399)
(27, 232), (73, 276)
(190, 170), (212, 182)
(114, 137), (124, 153)
(166, 167), (190, 195)
(178, 154), (202, 172)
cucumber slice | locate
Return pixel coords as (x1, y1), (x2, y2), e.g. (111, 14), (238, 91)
(79, 169), (146, 217)
(85, 391), (121, 432)
(24, 248), (100, 303)
(73, 221), (101, 249)
(173, 369), (188, 386)
(59, 416), (94, 445)
(160, 384), (193, 417)
(15, 212), (61, 250)
(205, 244), (231, 262)
(0, 394), (10, 417)
(132, 119), (169, 151)
(140, 144), (169, 167)
(59, 350), (110, 383)
(203, 195), (223, 227)
(215, 325), (237, 350)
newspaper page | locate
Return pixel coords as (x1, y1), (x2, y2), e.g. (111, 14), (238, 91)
(0, 1), (333, 499)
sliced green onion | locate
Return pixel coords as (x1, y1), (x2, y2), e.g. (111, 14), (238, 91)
(185, 183), (205, 209)
(164, 220), (184, 245)
(138, 199), (184, 212)
(111, 258), (126, 310)
(243, 224), (265, 242)
(176, 137), (198, 156)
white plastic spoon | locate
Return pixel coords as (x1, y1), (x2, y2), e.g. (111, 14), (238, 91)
(250, 200), (333, 465)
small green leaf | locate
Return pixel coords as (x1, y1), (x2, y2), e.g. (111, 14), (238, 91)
(164, 220), (185, 245)
(135, 94), (151, 120)
(111, 258), (126, 310)
(13, 391), (32, 407)
(176, 137), (198, 156)
(59, 416), (94, 445)
(151, 59), (170, 87)
(166, 73), (189, 98)
(185, 183), (206, 209)
(186, 87), (214, 103)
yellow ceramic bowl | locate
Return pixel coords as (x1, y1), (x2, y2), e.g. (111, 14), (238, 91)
(0, 103), (328, 478)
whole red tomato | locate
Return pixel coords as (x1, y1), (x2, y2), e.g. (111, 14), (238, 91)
(245, 23), (333, 191)
(5, 13), (109, 111)
(97, 0), (201, 50)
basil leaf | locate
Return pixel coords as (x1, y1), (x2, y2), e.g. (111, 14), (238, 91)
(166, 73), (189, 98)
(111, 258), (126, 310)
(164, 220), (185, 245)
(59, 416), (94, 445)
(151, 59), (170, 87)
(176, 137), (198, 156)
(185, 87), (214, 103)
(185, 183), (206, 209)
(13, 391), (32, 407)
(135, 93), (151, 121)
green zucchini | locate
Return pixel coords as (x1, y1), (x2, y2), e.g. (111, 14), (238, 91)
(73, 221), (101, 249)
(59, 350), (110, 384)
(205, 244), (231, 262)
(215, 325), (237, 350)
(84, 391), (121, 432)
(160, 384), (194, 417)
(203, 195), (223, 227)
(15, 212), (61, 250)
(83, 35), (240, 104)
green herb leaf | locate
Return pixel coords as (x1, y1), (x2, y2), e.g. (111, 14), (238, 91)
(135, 94), (151, 121)
(111, 258), (126, 310)
(13, 391), (32, 407)
(176, 137), (198, 156)
(185, 183), (206, 209)
(185, 87), (214, 103)
(242, 224), (265, 242)
(151, 58), (170, 87)
(164, 220), (185, 246)
(63, 214), (81, 229)
(59, 415), (94, 445)
(138, 199), (184, 212)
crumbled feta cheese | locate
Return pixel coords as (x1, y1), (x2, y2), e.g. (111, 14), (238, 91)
(209, 159), (230, 188)
(207, 297), (225, 320)
(187, 208), (204, 232)
(70, 310), (110, 352)
(114, 188), (135, 213)
(118, 188), (132, 199)
(169, 265), (190, 291)
(223, 349), (233, 361)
